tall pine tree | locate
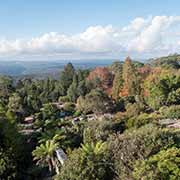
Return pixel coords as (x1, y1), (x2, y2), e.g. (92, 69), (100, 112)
(59, 63), (75, 95)
(121, 57), (141, 97)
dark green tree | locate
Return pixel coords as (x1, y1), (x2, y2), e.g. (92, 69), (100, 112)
(77, 89), (113, 114)
(0, 76), (14, 103)
(59, 63), (75, 95)
(112, 70), (123, 99)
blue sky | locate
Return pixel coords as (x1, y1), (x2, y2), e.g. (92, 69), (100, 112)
(0, 0), (180, 60)
(0, 0), (179, 37)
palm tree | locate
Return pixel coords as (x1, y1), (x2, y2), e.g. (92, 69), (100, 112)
(81, 141), (107, 160)
(32, 137), (59, 174)
(38, 130), (66, 144)
(79, 141), (108, 180)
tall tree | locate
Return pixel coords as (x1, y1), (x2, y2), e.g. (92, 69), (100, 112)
(59, 63), (75, 95)
(87, 67), (113, 94)
(0, 76), (14, 103)
(8, 93), (23, 114)
(67, 71), (88, 102)
(112, 70), (123, 100)
(67, 74), (79, 102)
(121, 57), (141, 97)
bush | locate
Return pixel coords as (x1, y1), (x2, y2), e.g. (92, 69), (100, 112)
(126, 113), (154, 129)
(133, 147), (180, 180)
(159, 105), (180, 119)
(77, 89), (114, 114)
(58, 96), (70, 103)
(63, 102), (75, 113)
(125, 103), (141, 118)
(108, 125), (180, 180)
(167, 88), (180, 105)
(57, 142), (112, 180)
(83, 119), (124, 144)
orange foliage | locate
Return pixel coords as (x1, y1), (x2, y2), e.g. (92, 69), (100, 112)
(119, 86), (129, 97)
(138, 65), (152, 78)
(119, 56), (136, 97)
(138, 65), (152, 97)
(87, 67), (114, 95)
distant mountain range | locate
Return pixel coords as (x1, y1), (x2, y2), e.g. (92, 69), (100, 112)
(0, 60), (116, 77)
(3, 54), (178, 77)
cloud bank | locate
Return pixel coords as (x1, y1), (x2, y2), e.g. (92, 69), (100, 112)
(0, 16), (180, 60)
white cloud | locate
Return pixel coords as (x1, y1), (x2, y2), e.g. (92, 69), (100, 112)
(0, 15), (180, 60)
(122, 17), (150, 32)
(128, 16), (180, 53)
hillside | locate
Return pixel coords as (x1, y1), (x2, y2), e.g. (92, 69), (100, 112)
(1, 55), (180, 179)
(150, 54), (180, 69)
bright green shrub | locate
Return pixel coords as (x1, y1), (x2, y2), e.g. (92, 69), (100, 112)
(133, 147), (180, 180)
(126, 113), (154, 129)
(159, 105), (180, 119)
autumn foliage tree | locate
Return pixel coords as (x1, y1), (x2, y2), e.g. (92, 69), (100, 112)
(87, 67), (114, 95)
(120, 57), (141, 97)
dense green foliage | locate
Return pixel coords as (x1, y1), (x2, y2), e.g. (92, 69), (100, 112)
(77, 88), (113, 114)
(58, 141), (111, 180)
(133, 147), (180, 179)
(1, 55), (180, 179)
(108, 125), (180, 179)
(151, 54), (180, 69)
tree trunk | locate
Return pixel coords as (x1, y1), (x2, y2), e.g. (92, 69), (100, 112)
(51, 157), (60, 174)
(48, 159), (53, 173)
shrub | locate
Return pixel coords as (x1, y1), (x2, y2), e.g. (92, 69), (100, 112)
(83, 119), (124, 144)
(159, 105), (180, 119)
(57, 142), (112, 180)
(58, 96), (70, 103)
(125, 103), (141, 118)
(133, 147), (180, 180)
(63, 102), (75, 113)
(108, 125), (180, 180)
(126, 113), (154, 129)
(77, 89), (114, 114)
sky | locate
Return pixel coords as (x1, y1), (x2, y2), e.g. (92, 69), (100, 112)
(0, 0), (180, 61)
